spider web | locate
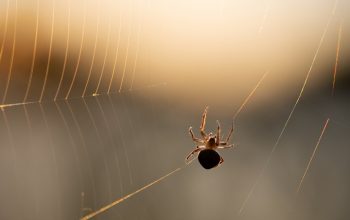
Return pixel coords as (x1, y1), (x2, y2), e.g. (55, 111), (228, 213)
(0, 0), (350, 220)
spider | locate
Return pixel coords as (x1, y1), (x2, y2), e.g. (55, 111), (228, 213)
(186, 106), (234, 169)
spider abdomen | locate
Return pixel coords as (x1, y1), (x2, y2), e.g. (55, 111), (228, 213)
(198, 149), (221, 169)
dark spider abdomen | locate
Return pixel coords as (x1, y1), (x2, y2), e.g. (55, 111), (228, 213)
(198, 149), (221, 169)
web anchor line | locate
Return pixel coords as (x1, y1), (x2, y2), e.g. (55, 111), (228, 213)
(296, 118), (330, 194)
(81, 166), (184, 220)
(232, 71), (268, 121)
(0, 82), (167, 110)
(331, 22), (342, 96)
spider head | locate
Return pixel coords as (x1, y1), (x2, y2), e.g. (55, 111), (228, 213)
(208, 137), (216, 145)
(207, 133), (216, 147)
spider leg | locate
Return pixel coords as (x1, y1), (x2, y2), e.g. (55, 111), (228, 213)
(217, 144), (234, 149)
(216, 120), (221, 146)
(189, 126), (204, 144)
(219, 157), (224, 164)
(225, 120), (234, 143)
(200, 106), (208, 139)
(215, 156), (224, 168)
(185, 145), (205, 163)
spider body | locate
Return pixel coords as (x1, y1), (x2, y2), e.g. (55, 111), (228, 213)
(186, 107), (234, 169)
(198, 149), (221, 169)
(207, 137), (216, 149)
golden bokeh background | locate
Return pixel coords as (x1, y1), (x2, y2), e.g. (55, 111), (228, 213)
(0, 0), (349, 108)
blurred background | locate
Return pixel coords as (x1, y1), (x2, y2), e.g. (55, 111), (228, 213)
(0, 0), (349, 219)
